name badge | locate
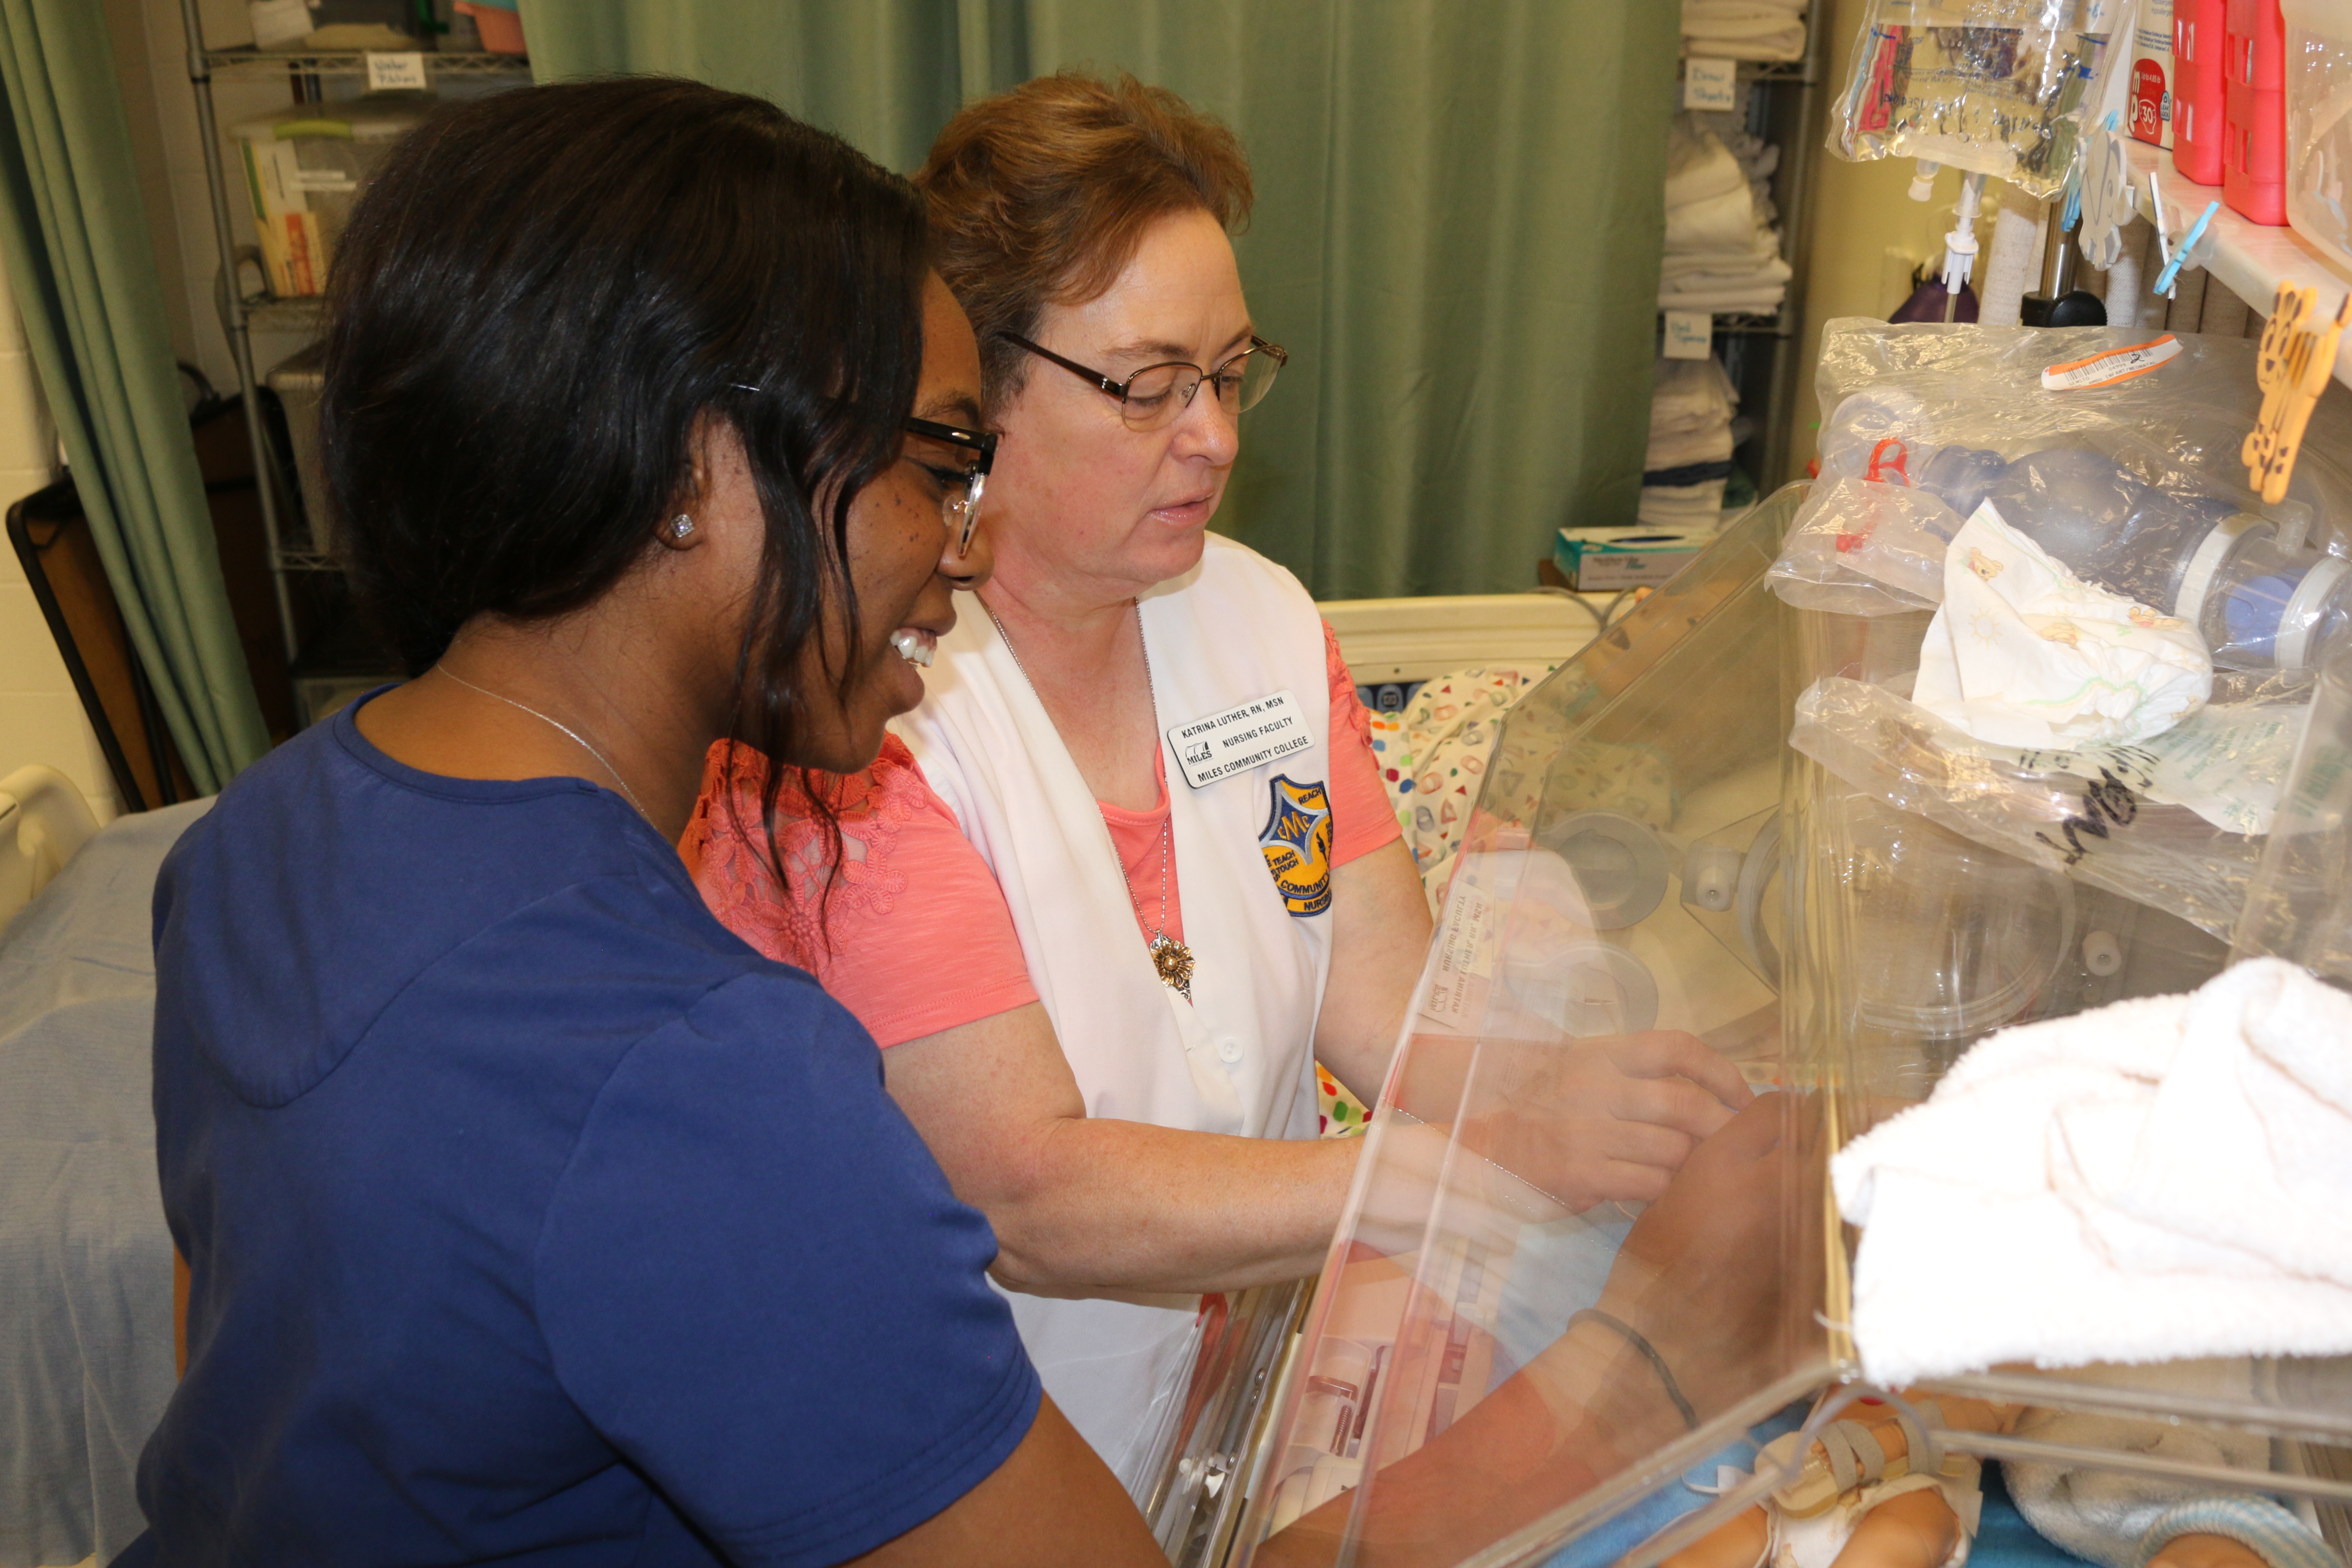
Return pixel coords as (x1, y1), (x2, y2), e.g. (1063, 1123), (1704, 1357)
(1167, 689), (1312, 789)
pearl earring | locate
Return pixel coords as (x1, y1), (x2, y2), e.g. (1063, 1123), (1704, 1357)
(665, 514), (696, 541)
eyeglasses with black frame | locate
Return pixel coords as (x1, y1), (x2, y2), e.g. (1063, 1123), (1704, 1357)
(900, 416), (995, 556)
(727, 383), (995, 555)
(999, 333), (1287, 432)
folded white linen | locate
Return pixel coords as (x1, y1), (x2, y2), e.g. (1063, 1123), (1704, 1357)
(1649, 356), (1737, 435)
(1661, 229), (1784, 276)
(1639, 480), (1730, 525)
(1646, 423), (1736, 471)
(1685, 32), (1808, 64)
(1664, 184), (1761, 254)
(1683, 1), (1807, 62)
(1665, 116), (1749, 210)
(1658, 282), (1789, 312)
(1832, 958), (2352, 1387)
(1661, 251), (1790, 288)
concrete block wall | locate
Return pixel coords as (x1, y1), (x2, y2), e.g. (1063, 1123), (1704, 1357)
(0, 261), (118, 823)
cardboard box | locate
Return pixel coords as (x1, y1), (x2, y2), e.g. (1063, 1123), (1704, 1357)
(1552, 526), (1712, 591)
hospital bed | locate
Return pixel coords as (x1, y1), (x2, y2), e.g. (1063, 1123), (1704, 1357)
(1320, 589), (1611, 708)
(2, 765), (204, 1568)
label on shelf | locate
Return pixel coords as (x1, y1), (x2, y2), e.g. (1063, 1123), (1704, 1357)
(1662, 310), (1714, 359)
(1684, 57), (1740, 111)
(366, 52), (428, 91)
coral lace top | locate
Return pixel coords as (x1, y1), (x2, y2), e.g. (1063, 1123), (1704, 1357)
(682, 622), (1401, 1047)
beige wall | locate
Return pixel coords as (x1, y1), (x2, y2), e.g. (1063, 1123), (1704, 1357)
(2, 0), (270, 826)
(0, 262), (116, 821)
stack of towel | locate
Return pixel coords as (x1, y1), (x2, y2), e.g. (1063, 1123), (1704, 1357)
(1832, 957), (2352, 1386)
(1643, 356), (1739, 527)
(1659, 113), (1792, 316)
(1683, 0), (1807, 62)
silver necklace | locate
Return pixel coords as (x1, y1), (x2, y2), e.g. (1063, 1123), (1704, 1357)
(983, 599), (1195, 1002)
(432, 665), (652, 819)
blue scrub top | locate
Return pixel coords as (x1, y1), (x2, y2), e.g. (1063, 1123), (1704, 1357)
(125, 698), (1040, 1566)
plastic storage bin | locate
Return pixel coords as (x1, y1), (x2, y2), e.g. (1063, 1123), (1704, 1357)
(263, 342), (330, 555)
(2283, 0), (2352, 271)
(230, 94), (434, 298)
(2224, 0), (2289, 223)
(453, 0), (524, 54)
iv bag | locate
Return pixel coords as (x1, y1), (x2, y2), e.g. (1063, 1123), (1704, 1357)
(1831, 1), (2105, 198)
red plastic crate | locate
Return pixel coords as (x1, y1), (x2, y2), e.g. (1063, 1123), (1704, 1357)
(2223, 0), (2288, 224)
(2174, 0), (2229, 183)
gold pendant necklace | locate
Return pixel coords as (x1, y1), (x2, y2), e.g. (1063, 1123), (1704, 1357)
(1140, 813), (1194, 1002)
(984, 599), (1196, 1002)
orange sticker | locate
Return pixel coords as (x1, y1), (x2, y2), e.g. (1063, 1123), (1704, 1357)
(2039, 334), (2183, 391)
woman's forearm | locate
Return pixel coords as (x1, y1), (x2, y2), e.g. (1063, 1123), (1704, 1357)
(985, 1115), (1360, 1294)
(885, 1001), (1364, 1295)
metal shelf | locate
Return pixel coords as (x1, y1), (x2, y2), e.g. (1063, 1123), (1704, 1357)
(199, 46), (530, 78)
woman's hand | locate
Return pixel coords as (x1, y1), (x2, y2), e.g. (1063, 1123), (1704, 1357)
(1454, 1029), (1755, 1213)
(1593, 1091), (1819, 1416)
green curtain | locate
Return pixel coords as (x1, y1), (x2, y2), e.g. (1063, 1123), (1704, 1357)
(521, 0), (1675, 597)
(0, 0), (267, 791)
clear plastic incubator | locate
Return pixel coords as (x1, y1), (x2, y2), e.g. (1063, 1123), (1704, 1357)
(1140, 322), (2352, 1568)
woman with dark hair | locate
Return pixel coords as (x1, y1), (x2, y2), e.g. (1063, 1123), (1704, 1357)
(123, 77), (1165, 1565)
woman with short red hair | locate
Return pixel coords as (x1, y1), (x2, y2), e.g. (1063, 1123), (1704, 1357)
(685, 73), (1749, 1491)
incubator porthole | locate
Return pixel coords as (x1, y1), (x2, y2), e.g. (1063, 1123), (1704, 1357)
(1846, 804), (2075, 1041)
(1534, 811), (1670, 930)
(1498, 940), (1660, 1038)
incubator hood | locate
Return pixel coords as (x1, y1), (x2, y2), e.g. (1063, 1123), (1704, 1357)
(1141, 477), (2352, 1568)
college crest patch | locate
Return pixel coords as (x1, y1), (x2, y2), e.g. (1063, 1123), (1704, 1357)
(1259, 775), (1334, 916)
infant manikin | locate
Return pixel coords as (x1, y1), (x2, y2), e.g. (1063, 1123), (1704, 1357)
(1662, 1395), (2325, 1568)
(1664, 1393), (2008, 1568)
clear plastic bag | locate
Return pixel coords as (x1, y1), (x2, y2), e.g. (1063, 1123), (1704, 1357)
(1829, 1), (2104, 197)
(1785, 321), (2352, 672)
(1789, 667), (2315, 940)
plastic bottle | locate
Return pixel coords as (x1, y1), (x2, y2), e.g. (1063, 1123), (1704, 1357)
(1916, 445), (2010, 522)
(1976, 448), (2352, 668)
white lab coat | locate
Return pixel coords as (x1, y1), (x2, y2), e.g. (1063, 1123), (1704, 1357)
(893, 533), (1338, 1494)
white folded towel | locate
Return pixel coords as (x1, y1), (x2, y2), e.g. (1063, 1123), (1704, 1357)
(1833, 959), (2352, 1386)
(1665, 183), (1761, 254)
(1660, 232), (1785, 279)
(1639, 481), (1730, 526)
(1665, 116), (1750, 210)
(1657, 280), (1789, 312)
(1684, 0), (1807, 62)
(1649, 356), (1737, 435)
(1646, 423), (1736, 471)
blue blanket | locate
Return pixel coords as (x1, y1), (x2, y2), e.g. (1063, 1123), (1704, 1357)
(1, 802), (207, 1568)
